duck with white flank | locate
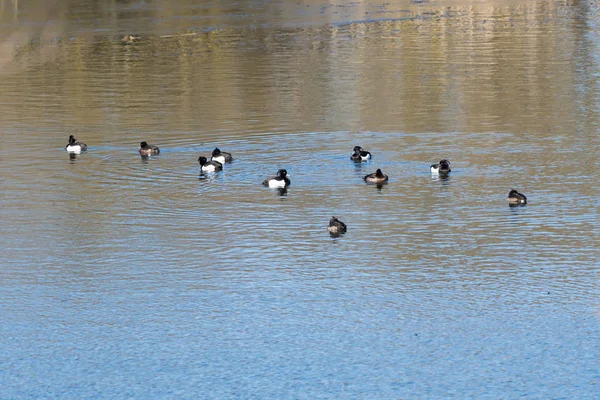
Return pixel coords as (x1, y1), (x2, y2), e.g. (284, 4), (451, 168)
(350, 146), (372, 162)
(211, 148), (233, 164)
(65, 135), (88, 153)
(198, 156), (223, 172)
(430, 159), (451, 175)
(263, 169), (290, 188)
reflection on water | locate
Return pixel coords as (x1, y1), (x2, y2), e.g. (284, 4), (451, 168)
(1, 0), (599, 398)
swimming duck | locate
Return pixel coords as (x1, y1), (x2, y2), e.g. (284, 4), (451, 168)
(121, 35), (140, 44)
(263, 169), (290, 188)
(328, 216), (347, 235)
(364, 169), (388, 184)
(350, 146), (372, 162)
(430, 159), (451, 175)
(507, 189), (527, 205)
(65, 135), (88, 153)
(198, 156), (223, 172)
(139, 141), (160, 157)
(211, 148), (233, 164)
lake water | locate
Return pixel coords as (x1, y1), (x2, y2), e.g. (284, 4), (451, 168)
(1, 0), (599, 398)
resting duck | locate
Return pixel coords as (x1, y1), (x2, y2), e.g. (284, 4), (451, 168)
(138, 141), (160, 157)
(350, 146), (372, 162)
(507, 189), (527, 205)
(430, 159), (451, 175)
(211, 148), (233, 164)
(198, 156), (223, 172)
(327, 216), (347, 236)
(121, 35), (140, 44)
(364, 169), (388, 184)
(263, 169), (290, 188)
(65, 135), (88, 153)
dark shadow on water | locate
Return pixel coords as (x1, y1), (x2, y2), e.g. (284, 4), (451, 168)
(431, 173), (451, 184)
(198, 171), (219, 182)
(329, 232), (346, 239)
(352, 160), (368, 175)
(365, 182), (387, 191)
(507, 203), (528, 222)
(508, 203), (527, 209)
(276, 187), (288, 197)
(140, 155), (160, 164)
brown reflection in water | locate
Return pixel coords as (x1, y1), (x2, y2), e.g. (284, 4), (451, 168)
(0, 0), (596, 144)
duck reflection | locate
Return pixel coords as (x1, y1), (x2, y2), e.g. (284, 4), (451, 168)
(431, 173), (451, 184)
(198, 172), (219, 182)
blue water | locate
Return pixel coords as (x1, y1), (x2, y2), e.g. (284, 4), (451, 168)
(1, 0), (599, 398)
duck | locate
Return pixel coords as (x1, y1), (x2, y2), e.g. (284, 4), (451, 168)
(121, 35), (140, 44)
(350, 146), (372, 162)
(198, 156), (223, 172)
(211, 147), (233, 164)
(138, 141), (160, 157)
(430, 159), (451, 175)
(328, 216), (347, 235)
(364, 168), (388, 184)
(507, 189), (527, 205)
(263, 169), (290, 188)
(65, 135), (88, 153)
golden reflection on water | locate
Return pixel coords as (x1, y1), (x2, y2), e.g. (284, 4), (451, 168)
(1, 2), (598, 261)
(0, 0), (596, 141)
(0, 0), (597, 252)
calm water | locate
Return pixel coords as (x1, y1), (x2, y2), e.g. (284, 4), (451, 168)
(1, 0), (599, 398)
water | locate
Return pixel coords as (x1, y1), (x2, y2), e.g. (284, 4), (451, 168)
(1, 0), (599, 398)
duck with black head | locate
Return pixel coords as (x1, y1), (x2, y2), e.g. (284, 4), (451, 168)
(138, 141), (160, 157)
(430, 159), (451, 175)
(211, 148), (233, 164)
(350, 146), (372, 162)
(263, 169), (290, 188)
(327, 216), (347, 236)
(65, 135), (88, 154)
(198, 156), (223, 172)
(507, 189), (527, 206)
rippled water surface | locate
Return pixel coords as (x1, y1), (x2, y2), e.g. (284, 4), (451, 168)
(1, 0), (599, 398)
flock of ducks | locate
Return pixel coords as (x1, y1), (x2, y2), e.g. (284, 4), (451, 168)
(65, 136), (528, 236)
